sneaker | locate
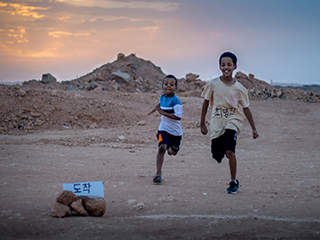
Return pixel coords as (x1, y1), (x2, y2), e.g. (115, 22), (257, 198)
(226, 180), (239, 194)
(153, 175), (162, 183)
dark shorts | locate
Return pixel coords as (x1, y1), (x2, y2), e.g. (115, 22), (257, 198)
(157, 131), (182, 153)
(211, 129), (237, 163)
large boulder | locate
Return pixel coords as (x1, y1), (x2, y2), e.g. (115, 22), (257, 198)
(185, 73), (199, 82)
(117, 53), (125, 61)
(111, 70), (131, 83)
(40, 73), (57, 84)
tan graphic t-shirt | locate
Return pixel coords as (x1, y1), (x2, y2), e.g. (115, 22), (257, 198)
(201, 77), (249, 139)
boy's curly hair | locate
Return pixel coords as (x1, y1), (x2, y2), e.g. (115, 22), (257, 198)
(219, 52), (237, 66)
(163, 74), (178, 87)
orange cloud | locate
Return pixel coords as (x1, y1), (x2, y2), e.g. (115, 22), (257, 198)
(63, 0), (178, 11)
(48, 31), (73, 38)
(3, 26), (28, 43)
(26, 50), (57, 58)
(0, 40), (61, 57)
(0, 2), (49, 19)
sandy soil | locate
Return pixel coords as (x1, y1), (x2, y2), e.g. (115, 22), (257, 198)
(1, 93), (320, 240)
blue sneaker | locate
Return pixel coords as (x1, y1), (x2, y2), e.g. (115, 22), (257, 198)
(226, 180), (239, 194)
(153, 175), (162, 183)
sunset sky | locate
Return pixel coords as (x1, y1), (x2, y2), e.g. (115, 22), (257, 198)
(1, 0), (320, 85)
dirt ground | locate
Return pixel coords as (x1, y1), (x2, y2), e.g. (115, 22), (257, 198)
(1, 91), (320, 240)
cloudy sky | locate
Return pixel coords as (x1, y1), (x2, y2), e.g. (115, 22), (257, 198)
(1, 0), (320, 85)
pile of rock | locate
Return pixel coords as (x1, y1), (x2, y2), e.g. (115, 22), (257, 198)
(235, 72), (320, 103)
(50, 190), (106, 218)
(248, 87), (319, 102)
(68, 53), (166, 93)
(235, 72), (274, 90)
(176, 73), (206, 97)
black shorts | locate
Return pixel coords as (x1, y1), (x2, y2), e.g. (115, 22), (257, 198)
(157, 131), (182, 153)
(211, 129), (237, 163)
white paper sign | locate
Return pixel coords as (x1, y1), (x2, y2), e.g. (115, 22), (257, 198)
(63, 181), (104, 199)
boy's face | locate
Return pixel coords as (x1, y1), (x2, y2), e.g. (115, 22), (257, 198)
(162, 77), (177, 96)
(220, 57), (237, 78)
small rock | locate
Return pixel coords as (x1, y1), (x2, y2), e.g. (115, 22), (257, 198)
(82, 198), (106, 217)
(18, 89), (26, 97)
(56, 190), (78, 205)
(30, 112), (41, 117)
(70, 200), (89, 216)
(137, 120), (146, 126)
(50, 202), (72, 218)
(112, 83), (120, 90)
(128, 199), (145, 210)
(90, 123), (98, 128)
(88, 81), (99, 90)
(276, 90), (283, 98)
(93, 86), (103, 92)
(128, 199), (138, 205)
(248, 73), (254, 79)
(65, 87), (74, 91)
(35, 119), (44, 126)
(117, 53), (125, 61)
(118, 135), (125, 141)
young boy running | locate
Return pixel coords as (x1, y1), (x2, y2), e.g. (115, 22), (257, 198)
(148, 75), (183, 183)
(200, 52), (259, 194)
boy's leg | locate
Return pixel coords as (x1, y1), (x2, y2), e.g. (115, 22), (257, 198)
(154, 131), (171, 182)
(211, 135), (225, 163)
(156, 144), (167, 176)
(224, 129), (239, 193)
(224, 129), (237, 179)
(168, 144), (180, 156)
(167, 134), (182, 156)
(226, 149), (239, 194)
(226, 150), (237, 180)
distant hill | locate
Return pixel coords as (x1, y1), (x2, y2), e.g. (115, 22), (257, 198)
(0, 81), (22, 86)
(274, 84), (320, 93)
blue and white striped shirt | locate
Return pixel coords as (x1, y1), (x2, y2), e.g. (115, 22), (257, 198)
(158, 94), (183, 136)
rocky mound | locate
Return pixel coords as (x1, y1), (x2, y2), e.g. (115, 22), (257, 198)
(22, 53), (167, 94)
(20, 53), (206, 97)
(73, 53), (166, 93)
(234, 72), (319, 102)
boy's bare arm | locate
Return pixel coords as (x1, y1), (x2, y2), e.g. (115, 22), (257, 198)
(147, 104), (159, 116)
(159, 108), (181, 120)
(200, 99), (209, 135)
(148, 103), (181, 120)
(243, 107), (259, 139)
